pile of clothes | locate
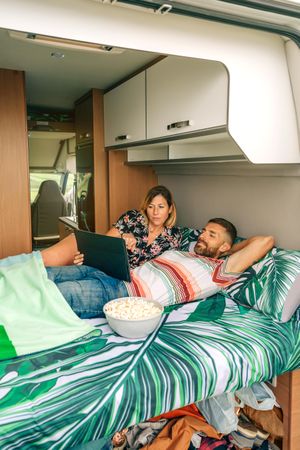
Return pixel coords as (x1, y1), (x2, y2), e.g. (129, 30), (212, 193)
(110, 382), (283, 450)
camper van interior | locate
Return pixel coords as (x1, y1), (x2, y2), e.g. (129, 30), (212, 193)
(0, 1), (300, 449)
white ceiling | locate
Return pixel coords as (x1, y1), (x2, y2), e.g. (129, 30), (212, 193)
(0, 27), (160, 110)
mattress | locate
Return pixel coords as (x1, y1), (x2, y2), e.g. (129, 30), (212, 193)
(0, 296), (299, 449)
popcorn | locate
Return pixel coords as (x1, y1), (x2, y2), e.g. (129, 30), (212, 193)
(104, 297), (161, 320)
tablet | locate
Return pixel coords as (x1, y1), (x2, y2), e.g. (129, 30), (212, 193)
(75, 230), (131, 282)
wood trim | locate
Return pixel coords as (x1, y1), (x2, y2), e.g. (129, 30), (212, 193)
(28, 120), (75, 132)
(272, 369), (300, 450)
(92, 89), (109, 233)
(75, 89), (93, 106)
(108, 150), (157, 226)
(0, 69), (31, 257)
(290, 370), (300, 449)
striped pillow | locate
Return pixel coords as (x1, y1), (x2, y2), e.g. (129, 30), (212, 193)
(125, 250), (238, 306)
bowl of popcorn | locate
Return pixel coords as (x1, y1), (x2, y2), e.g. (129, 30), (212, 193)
(103, 297), (164, 338)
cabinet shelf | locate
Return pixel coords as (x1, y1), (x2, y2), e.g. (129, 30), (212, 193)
(105, 125), (228, 151)
(123, 129), (245, 164)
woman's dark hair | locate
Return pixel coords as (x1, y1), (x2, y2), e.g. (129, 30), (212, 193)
(140, 185), (177, 227)
(208, 217), (237, 244)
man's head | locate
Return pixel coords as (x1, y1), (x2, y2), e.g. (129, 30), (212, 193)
(194, 218), (237, 258)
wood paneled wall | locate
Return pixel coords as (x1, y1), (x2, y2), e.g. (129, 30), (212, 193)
(108, 151), (157, 226)
(93, 89), (109, 233)
(273, 370), (300, 450)
(0, 69), (31, 258)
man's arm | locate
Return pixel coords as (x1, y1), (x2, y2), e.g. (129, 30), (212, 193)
(225, 235), (275, 274)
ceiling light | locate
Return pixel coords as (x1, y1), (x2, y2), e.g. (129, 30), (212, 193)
(8, 31), (124, 54)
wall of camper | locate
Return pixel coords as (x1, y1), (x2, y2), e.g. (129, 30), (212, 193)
(156, 163), (300, 250)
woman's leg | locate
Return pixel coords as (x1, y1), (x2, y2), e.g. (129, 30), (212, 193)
(46, 264), (94, 283)
(41, 233), (78, 266)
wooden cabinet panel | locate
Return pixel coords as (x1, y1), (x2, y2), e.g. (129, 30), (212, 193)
(93, 89), (109, 233)
(75, 92), (93, 143)
(290, 370), (300, 449)
(0, 69), (31, 258)
(273, 369), (300, 450)
(146, 56), (228, 139)
(104, 72), (146, 147)
(75, 89), (108, 234)
(108, 150), (157, 226)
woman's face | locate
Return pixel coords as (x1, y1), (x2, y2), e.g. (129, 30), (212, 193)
(146, 194), (171, 228)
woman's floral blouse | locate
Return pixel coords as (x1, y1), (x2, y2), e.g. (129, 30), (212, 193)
(114, 209), (182, 269)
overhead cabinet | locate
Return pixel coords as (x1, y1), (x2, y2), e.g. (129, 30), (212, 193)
(104, 56), (244, 163)
(146, 57), (228, 139)
(104, 57), (229, 146)
(104, 72), (146, 147)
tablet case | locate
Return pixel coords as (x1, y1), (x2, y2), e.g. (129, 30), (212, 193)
(75, 230), (131, 282)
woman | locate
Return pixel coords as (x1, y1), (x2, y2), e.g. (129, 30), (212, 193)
(74, 185), (182, 269)
(42, 186), (182, 317)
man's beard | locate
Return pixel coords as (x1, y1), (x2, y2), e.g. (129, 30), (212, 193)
(194, 240), (218, 258)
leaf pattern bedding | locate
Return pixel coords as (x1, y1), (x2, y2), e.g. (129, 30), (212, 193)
(0, 297), (299, 450)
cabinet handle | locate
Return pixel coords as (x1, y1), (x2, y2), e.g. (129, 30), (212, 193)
(167, 120), (192, 130)
(115, 134), (131, 141)
(79, 132), (91, 139)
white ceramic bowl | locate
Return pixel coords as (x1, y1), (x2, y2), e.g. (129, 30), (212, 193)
(103, 297), (163, 338)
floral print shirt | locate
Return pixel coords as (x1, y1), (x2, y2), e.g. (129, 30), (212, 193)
(114, 209), (182, 269)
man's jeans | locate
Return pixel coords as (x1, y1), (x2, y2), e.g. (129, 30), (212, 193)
(46, 265), (128, 318)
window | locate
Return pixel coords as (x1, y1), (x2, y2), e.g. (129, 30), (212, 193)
(30, 172), (64, 203)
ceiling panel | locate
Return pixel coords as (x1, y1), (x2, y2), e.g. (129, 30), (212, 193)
(0, 28), (160, 109)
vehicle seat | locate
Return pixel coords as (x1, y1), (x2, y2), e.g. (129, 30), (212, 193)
(31, 180), (68, 245)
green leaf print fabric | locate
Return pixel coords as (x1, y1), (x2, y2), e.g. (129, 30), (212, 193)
(223, 247), (300, 322)
(0, 297), (298, 449)
(0, 252), (97, 359)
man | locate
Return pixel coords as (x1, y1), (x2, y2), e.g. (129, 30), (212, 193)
(44, 218), (274, 318)
(193, 218), (274, 274)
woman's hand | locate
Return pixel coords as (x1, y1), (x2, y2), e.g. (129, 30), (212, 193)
(106, 226), (136, 251)
(122, 233), (137, 251)
(73, 251), (84, 265)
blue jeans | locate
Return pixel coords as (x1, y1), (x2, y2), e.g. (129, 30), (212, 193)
(46, 265), (128, 318)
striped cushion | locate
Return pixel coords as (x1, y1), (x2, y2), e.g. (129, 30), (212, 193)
(125, 250), (238, 306)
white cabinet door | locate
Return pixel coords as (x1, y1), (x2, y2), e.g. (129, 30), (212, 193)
(146, 57), (228, 139)
(104, 72), (146, 147)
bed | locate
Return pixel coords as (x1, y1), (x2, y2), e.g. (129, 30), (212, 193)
(0, 230), (299, 449)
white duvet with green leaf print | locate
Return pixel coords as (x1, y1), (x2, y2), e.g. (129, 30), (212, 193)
(0, 297), (299, 450)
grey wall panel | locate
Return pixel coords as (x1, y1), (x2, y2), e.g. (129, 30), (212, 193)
(158, 173), (300, 249)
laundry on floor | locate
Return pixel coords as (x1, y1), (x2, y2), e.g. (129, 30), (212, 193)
(110, 382), (283, 450)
